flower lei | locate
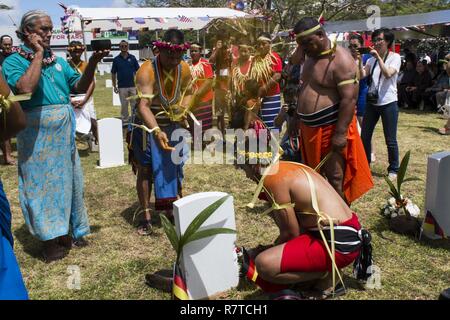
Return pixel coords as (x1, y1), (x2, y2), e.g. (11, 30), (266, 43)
(13, 47), (57, 66)
(249, 51), (277, 85)
(153, 41), (190, 52)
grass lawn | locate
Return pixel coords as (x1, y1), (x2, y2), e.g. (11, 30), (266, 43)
(2, 74), (449, 300)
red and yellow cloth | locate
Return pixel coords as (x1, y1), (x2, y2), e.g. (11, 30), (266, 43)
(299, 115), (374, 204)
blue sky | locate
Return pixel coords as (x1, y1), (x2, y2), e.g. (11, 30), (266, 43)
(0, 0), (130, 27)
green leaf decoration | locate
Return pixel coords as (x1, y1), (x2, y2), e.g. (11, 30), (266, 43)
(402, 177), (422, 184)
(184, 228), (237, 246)
(179, 195), (230, 249)
(160, 213), (179, 255)
(384, 176), (400, 199)
(397, 150), (411, 194)
(388, 191), (397, 199)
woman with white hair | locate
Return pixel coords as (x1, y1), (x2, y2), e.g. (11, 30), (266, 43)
(1, 10), (109, 262)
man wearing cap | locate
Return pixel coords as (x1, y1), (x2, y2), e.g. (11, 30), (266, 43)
(292, 17), (373, 204)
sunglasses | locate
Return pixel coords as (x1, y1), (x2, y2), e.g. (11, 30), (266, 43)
(349, 44), (359, 48)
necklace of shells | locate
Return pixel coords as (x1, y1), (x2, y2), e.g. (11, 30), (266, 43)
(190, 60), (206, 81)
(249, 51), (277, 84)
(232, 58), (252, 95)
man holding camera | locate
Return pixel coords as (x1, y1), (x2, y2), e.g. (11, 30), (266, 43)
(292, 17), (373, 204)
(359, 28), (401, 181)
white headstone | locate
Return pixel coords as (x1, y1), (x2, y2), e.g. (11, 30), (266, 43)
(173, 192), (239, 300)
(99, 69), (105, 76)
(422, 151), (450, 239)
(97, 118), (125, 168)
(105, 79), (113, 88)
(113, 89), (121, 106)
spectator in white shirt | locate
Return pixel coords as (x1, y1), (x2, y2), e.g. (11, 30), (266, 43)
(359, 28), (401, 180)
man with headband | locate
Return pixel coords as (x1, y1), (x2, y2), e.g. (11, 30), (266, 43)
(292, 17), (373, 204)
(249, 32), (282, 131)
(232, 140), (372, 299)
(129, 29), (193, 235)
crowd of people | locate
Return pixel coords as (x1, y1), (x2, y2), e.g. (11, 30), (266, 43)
(0, 9), (448, 300)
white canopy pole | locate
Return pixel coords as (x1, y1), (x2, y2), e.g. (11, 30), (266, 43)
(81, 19), (88, 62)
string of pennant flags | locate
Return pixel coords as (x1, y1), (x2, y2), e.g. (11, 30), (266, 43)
(58, 2), (271, 35)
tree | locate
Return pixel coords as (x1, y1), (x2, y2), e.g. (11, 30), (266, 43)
(374, 0), (450, 17)
(123, 0), (450, 33)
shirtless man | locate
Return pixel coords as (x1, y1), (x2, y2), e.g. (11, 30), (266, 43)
(236, 156), (371, 298)
(209, 33), (232, 135)
(129, 29), (192, 235)
(293, 17), (373, 204)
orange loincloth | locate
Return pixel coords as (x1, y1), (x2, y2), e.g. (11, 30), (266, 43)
(299, 115), (373, 204)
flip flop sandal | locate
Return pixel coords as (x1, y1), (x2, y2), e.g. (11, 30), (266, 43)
(137, 219), (153, 236)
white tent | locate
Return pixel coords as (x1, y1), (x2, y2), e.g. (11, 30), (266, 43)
(65, 7), (251, 32)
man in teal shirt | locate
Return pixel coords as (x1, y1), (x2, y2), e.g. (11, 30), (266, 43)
(2, 10), (109, 262)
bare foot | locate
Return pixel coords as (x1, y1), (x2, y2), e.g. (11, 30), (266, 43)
(4, 157), (16, 165)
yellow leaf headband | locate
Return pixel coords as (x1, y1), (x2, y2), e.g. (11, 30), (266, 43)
(295, 12), (325, 38)
(257, 36), (272, 42)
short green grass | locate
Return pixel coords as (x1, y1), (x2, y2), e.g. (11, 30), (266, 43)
(2, 75), (449, 300)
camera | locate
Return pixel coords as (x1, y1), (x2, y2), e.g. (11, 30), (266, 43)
(90, 39), (112, 51)
(283, 103), (297, 117)
(357, 47), (371, 54)
(367, 91), (379, 105)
